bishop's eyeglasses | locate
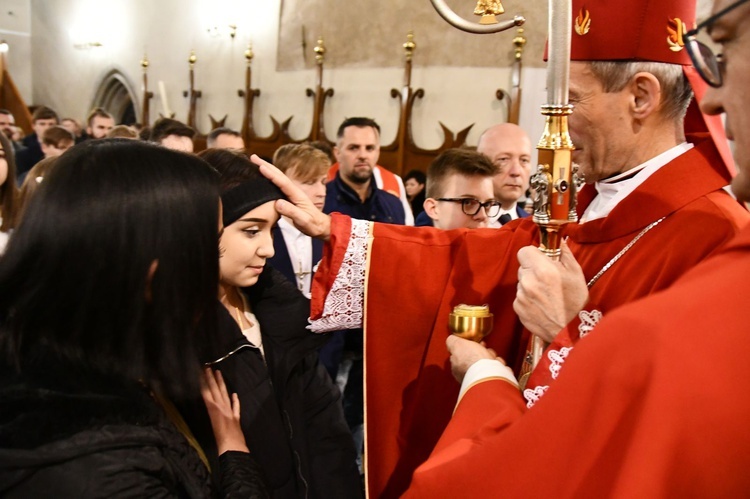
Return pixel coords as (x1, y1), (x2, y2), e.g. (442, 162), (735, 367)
(685, 0), (750, 87)
(437, 197), (502, 218)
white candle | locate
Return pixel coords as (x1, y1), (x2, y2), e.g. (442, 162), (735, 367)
(158, 80), (171, 117)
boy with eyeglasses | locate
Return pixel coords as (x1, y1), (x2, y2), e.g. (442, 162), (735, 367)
(420, 148), (500, 230)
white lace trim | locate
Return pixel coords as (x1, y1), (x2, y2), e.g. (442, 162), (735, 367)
(309, 219), (371, 333)
(523, 385), (549, 408)
(548, 346), (572, 380)
(578, 309), (603, 339)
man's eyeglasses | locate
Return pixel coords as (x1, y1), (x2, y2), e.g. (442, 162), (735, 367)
(437, 197), (502, 218)
(685, 0), (750, 87)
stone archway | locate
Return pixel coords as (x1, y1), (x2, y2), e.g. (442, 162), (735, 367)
(92, 70), (138, 125)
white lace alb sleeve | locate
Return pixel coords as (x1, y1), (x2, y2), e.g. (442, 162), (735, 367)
(308, 218), (371, 333)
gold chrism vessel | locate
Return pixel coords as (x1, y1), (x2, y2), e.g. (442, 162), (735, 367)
(448, 304), (493, 342)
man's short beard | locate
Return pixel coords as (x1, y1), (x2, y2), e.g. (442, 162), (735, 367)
(345, 169), (372, 185)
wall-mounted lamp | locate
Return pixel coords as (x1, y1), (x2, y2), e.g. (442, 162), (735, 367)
(0, 40), (9, 54)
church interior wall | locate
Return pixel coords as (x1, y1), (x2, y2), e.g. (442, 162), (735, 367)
(2, 0), (714, 153)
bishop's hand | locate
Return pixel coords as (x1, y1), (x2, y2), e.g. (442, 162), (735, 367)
(252, 154), (332, 241)
(513, 240), (588, 343)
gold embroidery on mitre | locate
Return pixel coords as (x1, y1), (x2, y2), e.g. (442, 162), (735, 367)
(575, 8), (591, 35)
(667, 17), (687, 52)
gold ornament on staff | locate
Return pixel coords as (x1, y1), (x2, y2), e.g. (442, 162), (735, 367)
(474, 0), (505, 25)
(448, 304), (494, 343)
(429, 0), (524, 35)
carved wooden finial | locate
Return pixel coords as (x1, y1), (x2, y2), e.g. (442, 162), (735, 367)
(403, 31), (416, 62)
(513, 28), (526, 60)
(314, 37), (326, 65)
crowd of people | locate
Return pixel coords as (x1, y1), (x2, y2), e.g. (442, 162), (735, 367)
(1, 0), (749, 496)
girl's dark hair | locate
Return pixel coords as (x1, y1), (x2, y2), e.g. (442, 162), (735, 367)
(0, 133), (19, 232)
(198, 148), (285, 226)
(198, 148), (263, 193)
(0, 139), (220, 399)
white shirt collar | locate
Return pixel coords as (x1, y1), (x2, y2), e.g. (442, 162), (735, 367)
(580, 142), (693, 223)
(278, 217), (313, 298)
(488, 204), (518, 228)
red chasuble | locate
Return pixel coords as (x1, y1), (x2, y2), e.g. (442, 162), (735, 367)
(311, 134), (748, 498)
(526, 134), (748, 396)
(404, 222), (750, 498)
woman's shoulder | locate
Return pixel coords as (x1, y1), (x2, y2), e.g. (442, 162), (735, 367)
(0, 371), (211, 497)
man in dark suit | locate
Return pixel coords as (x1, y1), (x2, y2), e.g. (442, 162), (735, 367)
(16, 106), (59, 178)
(478, 123), (533, 226)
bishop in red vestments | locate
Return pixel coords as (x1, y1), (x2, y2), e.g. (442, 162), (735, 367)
(256, 0), (749, 496)
(403, 0), (750, 495)
(404, 222), (750, 497)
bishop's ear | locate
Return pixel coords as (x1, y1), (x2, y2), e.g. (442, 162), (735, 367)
(629, 71), (662, 120)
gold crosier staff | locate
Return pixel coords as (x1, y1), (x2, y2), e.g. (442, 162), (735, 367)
(428, 1), (577, 385)
(518, 0), (577, 388)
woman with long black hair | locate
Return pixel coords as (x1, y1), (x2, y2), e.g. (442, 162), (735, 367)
(0, 139), (264, 497)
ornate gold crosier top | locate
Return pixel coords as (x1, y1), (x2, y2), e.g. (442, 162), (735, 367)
(474, 0), (505, 25)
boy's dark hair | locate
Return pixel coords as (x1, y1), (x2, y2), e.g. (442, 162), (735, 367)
(206, 127), (242, 147)
(149, 118), (195, 143)
(31, 106), (59, 124)
(41, 126), (75, 147)
(426, 148), (499, 199)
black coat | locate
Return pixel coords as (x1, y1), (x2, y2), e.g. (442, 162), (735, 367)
(191, 267), (362, 499)
(0, 358), (265, 498)
(16, 134), (43, 177)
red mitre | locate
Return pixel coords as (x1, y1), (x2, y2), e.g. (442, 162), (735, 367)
(547, 0), (735, 177)
(568, 0), (693, 64)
